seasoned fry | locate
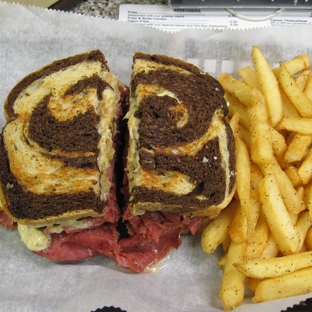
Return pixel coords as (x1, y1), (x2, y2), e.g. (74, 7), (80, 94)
(260, 234), (279, 259)
(284, 133), (312, 163)
(201, 202), (237, 254)
(273, 53), (311, 77)
(235, 135), (255, 236)
(243, 211), (269, 260)
(261, 159), (305, 214)
(252, 46), (283, 127)
(280, 86), (301, 118)
(298, 148), (312, 184)
(219, 241), (246, 311)
(253, 267), (312, 303)
(235, 250), (312, 279)
(218, 74), (255, 109)
(284, 166), (303, 188)
(277, 62), (312, 118)
(305, 227), (312, 250)
(225, 93), (250, 130)
(238, 65), (258, 87)
(250, 162), (263, 190)
(258, 175), (300, 255)
(222, 233), (231, 252)
(304, 74), (312, 101)
(228, 201), (247, 243)
(237, 125), (250, 149)
(247, 278), (262, 293)
(218, 253), (227, 270)
(248, 92), (273, 166)
(306, 185), (312, 223)
(296, 211), (312, 251)
(269, 126), (287, 159)
(279, 117), (312, 134)
(295, 69), (311, 91)
(228, 111), (240, 136)
(219, 74), (262, 109)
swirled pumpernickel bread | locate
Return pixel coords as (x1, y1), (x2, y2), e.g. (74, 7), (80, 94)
(0, 50), (124, 226)
(125, 52), (236, 217)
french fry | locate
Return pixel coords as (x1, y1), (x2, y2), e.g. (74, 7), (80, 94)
(218, 74), (263, 109)
(298, 148), (312, 184)
(284, 133), (312, 163)
(252, 46), (283, 127)
(303, 183), (312, 206)
(297, 186), (305, 202)
(248, 189), (261, 234)
(305, 227), (312, 250)
(235, 135), (255, 237)
(253, 267), (312, 303)
(219, 240), (246, 311)
(273, 53), (311, 77)
(243, 210), (269, 260)
(222, 233), (231, 252)
(269, 126), (287, 159)
(238, 65), (258, 87)
(225, 92), (250, 130)
(250, 162), (263, 190)
(304, 74), (312, 101)
(235, 250), (312, 279)
(295, 69), (311, 91)
(228, 111), (240, 136)
(277, 62), (312, 118)
(247, 278), (262, 293)
(258, 175), (300, 255)
(285, 166), (303, 188)
(307, 185), (312, 222)
(218, 253), (227, 270)
(260, 234), (280, 259)
(279, 117), (312, 134)
(248, 101), (273, 165)
(228, 201), (247, 243)
(201, 202), (237, 254)
(296, 211), (312, 252)
(237, 125), (250, 149)
(280, 86), (301, 118)
(261, 159), (305, 214)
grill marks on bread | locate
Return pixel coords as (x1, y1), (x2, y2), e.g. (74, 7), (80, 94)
(126, 53), (236, 216)
(0, 51), (122, 225)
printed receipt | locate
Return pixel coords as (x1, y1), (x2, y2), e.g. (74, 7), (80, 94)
(119, 4), (312, 31)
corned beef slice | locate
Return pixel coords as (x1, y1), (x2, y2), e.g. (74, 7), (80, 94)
(0, 210), (15, 229)
(32, 208), (201, 273)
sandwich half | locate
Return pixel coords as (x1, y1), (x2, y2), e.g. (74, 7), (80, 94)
(0, 50), (127, 263)
(0, 50), (236, 273)
(124, 52), (236, 218)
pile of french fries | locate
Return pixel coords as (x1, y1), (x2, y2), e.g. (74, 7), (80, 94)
(201, 45), (312, 310)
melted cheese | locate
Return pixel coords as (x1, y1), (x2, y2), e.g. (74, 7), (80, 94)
(18, 224), (51, 251)
(17, 217), (96, 251)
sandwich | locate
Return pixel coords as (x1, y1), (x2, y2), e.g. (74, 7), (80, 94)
(120, 52), (236, 270)
(0, 50), (236, 273)
(0, 50), (127, 260)
(123, 52), (236, 218)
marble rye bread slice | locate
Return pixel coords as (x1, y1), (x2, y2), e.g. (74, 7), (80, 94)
(125, 52), (236, 218)
(0, 50), (124, 226)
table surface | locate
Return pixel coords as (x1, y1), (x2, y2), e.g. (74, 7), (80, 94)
(70, 0), (168, 20)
